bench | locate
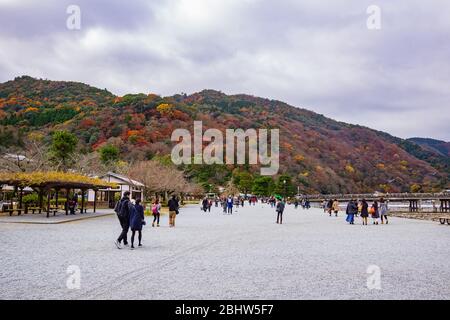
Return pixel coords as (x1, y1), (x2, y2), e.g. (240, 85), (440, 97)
(4, 208), (24, 216)
(26, 207), (42, 214)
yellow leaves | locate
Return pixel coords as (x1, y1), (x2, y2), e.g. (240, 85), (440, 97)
(156, 103), (173, 116)
(345, 164), (355, 174)
(28, 132), (44, 142)
(116, 161), (128, 170)
(0, 171), (116, 188)
(376, 163), (385, 170)
(294, 154), (305, 162)
(399, 160), (408, 171)
(24, 107), (38, 113)
(282, 142), (293, 153)
(300, 171), (309, 177)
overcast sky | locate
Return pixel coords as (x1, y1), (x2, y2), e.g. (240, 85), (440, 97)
(0, 0), (449, 140)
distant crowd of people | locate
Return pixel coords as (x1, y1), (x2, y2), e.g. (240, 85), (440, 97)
(200, 195), (288, 224)
(113, 192), (392, 250)
(200, 195), (259, 215)
(322, 198), (389, 225)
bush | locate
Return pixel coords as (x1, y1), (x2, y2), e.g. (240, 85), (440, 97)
(22, 193), (39, 205)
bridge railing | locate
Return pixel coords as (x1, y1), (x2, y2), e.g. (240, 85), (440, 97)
(303, 192), (450, 200)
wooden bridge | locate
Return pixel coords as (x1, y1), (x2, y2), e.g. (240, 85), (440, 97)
(303, 192), (450, 213)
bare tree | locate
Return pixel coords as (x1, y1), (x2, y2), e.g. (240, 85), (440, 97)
(127, 160), (203, 201)
(0, 139), (51, 172)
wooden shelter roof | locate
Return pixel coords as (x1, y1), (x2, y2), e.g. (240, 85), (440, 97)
(0, 171), (115, 190)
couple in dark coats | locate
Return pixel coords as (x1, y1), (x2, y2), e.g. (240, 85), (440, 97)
(115, 191), (145, 250)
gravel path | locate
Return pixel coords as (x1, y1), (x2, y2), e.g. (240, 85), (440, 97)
(1, 203), (449, 300)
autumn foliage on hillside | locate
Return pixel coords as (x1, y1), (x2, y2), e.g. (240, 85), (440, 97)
(0, 76), (448, 194)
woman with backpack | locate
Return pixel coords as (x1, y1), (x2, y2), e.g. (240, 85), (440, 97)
(129, 198), (145, 249)
(152, 198), (161, 227)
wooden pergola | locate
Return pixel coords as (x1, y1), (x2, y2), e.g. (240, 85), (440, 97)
(0, 172), (115, 218)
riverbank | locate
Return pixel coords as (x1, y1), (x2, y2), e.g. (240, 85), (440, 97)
(389, 211), (450, 222)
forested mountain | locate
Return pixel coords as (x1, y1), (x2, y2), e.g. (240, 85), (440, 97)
(0, 76), (448, 194)
(407, 137), (450, 157)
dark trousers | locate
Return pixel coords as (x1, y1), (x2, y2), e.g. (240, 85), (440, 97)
(277, 211), (283, 224)
(131, 230), (142, 246)
(227, 207), (233, 214)
(153, 213), (160, 224)
(117, 215), (129, 244)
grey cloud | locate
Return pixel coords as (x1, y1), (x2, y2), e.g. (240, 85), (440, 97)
(0, 0), (449, 140)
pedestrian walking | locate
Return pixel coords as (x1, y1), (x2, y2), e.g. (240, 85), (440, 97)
(208, 199), (212, 212)
(202, 198), (208, 212)
(168, 195), (179, 227)
(152, 198), (161, 227)
(360, 199), (369, 225)
(370, 200), (379, 225)
(332, 199), (339, 217)
(222, 197), (227, 214)
(327, 199), (333, 216)
(305, 199), (310, 209)
(226, 196), (233, 214)
(276, 198), (285, 224)
(379, 198), (389, 224)
(114, 191), (132, 249)
(130, 198), (145, 249)
(345, 199), (357, 224)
